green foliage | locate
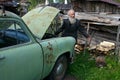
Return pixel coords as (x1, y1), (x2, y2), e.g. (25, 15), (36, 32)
(28, 0), (44, 10)
(28, 0), (37, 10)
(118, 0), (120, 1)
(68, 51), (120, 80)
(114, 0), (120, 3)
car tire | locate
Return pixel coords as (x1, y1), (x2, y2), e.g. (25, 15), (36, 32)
(48, 55), (68, 80)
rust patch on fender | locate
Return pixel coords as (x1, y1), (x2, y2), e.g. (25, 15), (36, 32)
(46, 42), (54, 63)
(46, 53), (54, 64)
(47, 42), (53, 51)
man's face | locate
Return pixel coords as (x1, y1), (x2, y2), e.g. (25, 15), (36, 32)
(68, 11), (76, 24)
(69, 11), (75, 18)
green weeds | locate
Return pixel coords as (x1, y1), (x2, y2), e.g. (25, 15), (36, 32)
(67, 50), (120, 80)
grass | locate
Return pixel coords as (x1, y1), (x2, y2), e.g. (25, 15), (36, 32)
(67, 50), (120, 80)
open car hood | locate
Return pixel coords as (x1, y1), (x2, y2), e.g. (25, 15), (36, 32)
(22, 6), (60, 39)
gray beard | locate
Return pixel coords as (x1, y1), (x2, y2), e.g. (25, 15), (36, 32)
(69, 17), (76, 24)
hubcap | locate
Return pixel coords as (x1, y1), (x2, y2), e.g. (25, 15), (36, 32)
(56, 63), (64, 75)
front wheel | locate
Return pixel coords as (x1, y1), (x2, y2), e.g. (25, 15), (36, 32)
(48, 55), (68, 80)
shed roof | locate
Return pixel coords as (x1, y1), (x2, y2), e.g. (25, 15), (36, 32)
(87, 0), (120, 7)
(48, 3), (73, 10)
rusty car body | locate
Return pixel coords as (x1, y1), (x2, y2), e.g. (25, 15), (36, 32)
(0, 6), (75, 80)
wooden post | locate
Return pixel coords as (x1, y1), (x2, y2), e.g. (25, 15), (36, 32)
(116, 24), (120, 62)
(83, 22), (90, 55)
(87, 22), (90, 34)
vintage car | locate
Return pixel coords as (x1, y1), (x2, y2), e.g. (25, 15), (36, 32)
(0, 6), (76, 80)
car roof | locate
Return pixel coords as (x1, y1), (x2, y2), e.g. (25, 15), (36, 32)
(0, 9), (21, 19)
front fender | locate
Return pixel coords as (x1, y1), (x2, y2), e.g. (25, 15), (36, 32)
(55, 37), (76, 58)
(40, 37), (75, 79)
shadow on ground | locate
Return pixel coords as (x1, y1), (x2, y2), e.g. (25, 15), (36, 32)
(64, 74), (77, 80)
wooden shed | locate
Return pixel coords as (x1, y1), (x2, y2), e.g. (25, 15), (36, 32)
(71, 0), (120, 13)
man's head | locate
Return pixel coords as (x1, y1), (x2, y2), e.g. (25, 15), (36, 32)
(67, 9), (75, 18)
(67, 9), (76, 24)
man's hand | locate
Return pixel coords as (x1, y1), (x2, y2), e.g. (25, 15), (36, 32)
(87, 36), (91, 46)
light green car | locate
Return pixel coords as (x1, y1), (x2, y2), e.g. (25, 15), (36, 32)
(0, 6), (75, 80)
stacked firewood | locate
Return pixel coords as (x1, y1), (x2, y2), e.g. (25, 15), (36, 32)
(74, 43), (86, 53)
(89, 41), (115, 55)
(74, 41), (115, 54)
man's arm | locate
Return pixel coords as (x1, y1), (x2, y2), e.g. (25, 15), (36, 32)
(78, 21), (91, 44)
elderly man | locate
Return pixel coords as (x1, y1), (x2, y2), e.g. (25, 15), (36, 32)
(55, 9), (91, 43)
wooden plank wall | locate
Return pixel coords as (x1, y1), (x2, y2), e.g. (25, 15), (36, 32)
(72, 1), (120, 13)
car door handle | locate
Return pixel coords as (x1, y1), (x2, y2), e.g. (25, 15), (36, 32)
(0, 55), (5, 60)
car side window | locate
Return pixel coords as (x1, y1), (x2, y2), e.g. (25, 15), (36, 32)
(0, 20), (30, 48)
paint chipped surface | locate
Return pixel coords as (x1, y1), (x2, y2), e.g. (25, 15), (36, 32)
(22, 6), (60, 39)
(46, 42), (54, 63)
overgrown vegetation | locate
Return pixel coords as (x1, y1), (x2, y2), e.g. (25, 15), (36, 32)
(67, 50), (120, 80)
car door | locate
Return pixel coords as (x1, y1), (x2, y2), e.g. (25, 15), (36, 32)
(0, 20), (43, 80)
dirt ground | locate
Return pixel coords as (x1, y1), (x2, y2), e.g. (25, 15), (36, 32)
(64, 74), (77, 80)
